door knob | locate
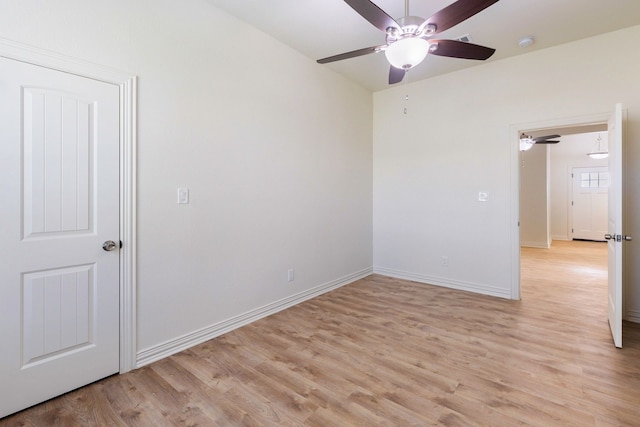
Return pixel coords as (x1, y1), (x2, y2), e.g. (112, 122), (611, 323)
(604, 234), (633, 242)
(102, 240), (118, 251)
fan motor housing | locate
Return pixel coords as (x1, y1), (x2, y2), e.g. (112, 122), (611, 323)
(398, 15), (424, 32)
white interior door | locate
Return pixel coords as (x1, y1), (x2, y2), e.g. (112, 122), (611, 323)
(572, 167), (608, 241)
(607, 103), (624, 348)
(0, 57), (120, 417)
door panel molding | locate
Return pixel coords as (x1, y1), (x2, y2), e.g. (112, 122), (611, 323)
(0, 38), (138, 372)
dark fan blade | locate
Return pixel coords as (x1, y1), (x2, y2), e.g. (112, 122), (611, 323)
(344, 0), (401, 33)
(428, 39), (495, 60)
(389, 66), (405, 84)
(317, 45), (382, 64)
(535, 140), (560, 144)
(533, 134), (561, 143)
(422, 0), (499, 34)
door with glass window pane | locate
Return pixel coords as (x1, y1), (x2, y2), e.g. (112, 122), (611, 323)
(572, 167), (608, 241)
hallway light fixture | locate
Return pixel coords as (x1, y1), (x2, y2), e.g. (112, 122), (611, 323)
(587, 134), (608, 159)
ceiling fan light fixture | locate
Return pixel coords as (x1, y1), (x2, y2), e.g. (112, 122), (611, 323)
(519, 136), (535, 152)
(385, 37), (430, 70)
(316, 0), (500, 85)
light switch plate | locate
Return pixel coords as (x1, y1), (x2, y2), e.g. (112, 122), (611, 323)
(177, 188), (189, 204)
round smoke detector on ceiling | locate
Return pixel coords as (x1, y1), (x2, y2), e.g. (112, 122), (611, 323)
(518, 36), (535, 48)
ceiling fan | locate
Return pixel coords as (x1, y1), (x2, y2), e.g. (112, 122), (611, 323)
(317, 0), (500, 84)
(519, 134), (561, 151)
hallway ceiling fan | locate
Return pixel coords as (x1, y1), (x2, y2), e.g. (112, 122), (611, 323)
(317, 0), (500, 84)
(519, 134), (561, 151)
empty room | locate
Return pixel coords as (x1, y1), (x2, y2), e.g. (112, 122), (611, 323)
(1, 0), (640, 425)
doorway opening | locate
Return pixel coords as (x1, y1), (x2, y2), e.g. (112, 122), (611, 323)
(517, 122), (611, 332)
(511, 114), (611, 299)
(512, 105), (626, 348)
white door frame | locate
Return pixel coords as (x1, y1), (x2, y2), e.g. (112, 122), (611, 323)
(0, 38), (138, 373)
(509, 111), (610, 300)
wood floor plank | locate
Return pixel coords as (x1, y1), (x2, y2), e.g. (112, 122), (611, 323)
(149, 358), (254, 426)
(3, 240), (640, 426)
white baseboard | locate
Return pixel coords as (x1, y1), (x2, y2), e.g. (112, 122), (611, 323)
(551, 235), (570, 241)
(136, 267), (373, 368)
(373, 267), (511, 299)
(520, 241), (550, 249)
(627, 310), (640, 324)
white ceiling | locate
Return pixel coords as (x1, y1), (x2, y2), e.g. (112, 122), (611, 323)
(203, 0), (640, 91)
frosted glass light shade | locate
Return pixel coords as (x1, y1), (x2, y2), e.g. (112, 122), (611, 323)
(385, 38), (430, 70)
(519, 137), (534, 152)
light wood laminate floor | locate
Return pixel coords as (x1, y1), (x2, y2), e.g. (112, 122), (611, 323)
(3, 240), (640, 426)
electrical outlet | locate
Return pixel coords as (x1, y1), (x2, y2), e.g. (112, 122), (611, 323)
(287, 269), (295, 282)
(442, 256), (449, 267)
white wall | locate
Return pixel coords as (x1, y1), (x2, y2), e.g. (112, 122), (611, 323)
(373, 26), (640, 318)
(520, 145), (550, 248)
(550, 133), (608, 240)
(3, 1), (640, 361)
(0, 0), (373, 357)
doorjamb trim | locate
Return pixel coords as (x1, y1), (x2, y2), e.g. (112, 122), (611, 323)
(0, 38), (138, 373)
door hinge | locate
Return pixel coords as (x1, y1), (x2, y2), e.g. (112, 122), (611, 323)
(571, 201), (574, 206)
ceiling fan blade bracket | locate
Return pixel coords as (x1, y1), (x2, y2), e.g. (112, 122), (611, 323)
(423, 23), (437, 36)
(417, 21), (437, 36)
(386, 27), (401, 40)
